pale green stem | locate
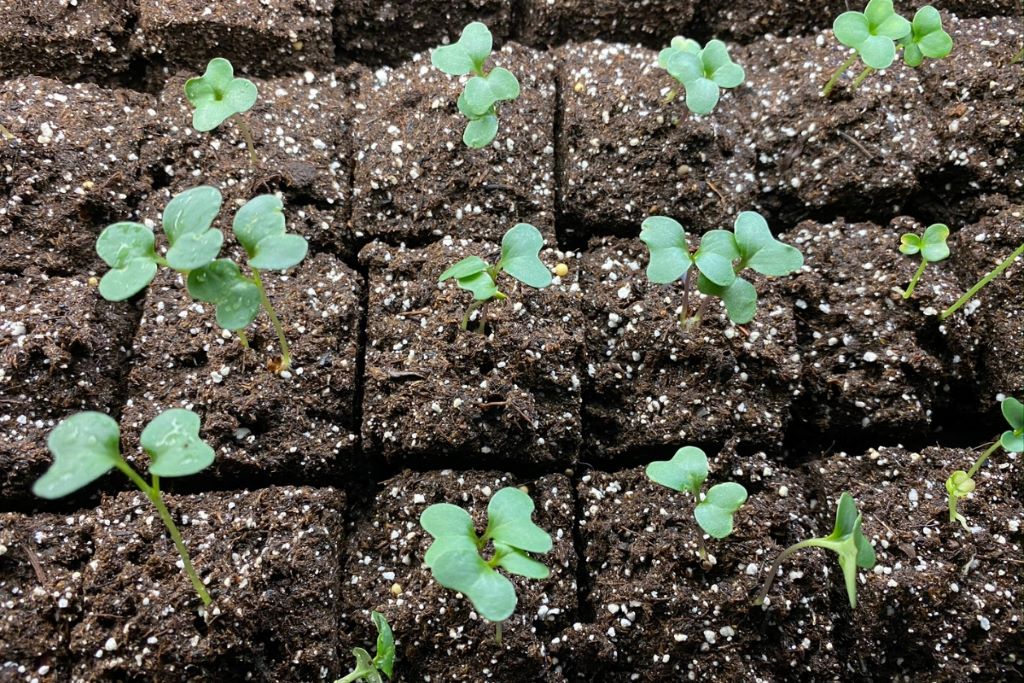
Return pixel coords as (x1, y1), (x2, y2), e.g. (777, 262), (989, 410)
(495, 621), (503, 646)
(237, 330), (250, 349)
(940, 242), (1024, 320)
(753, 539), (818, 605)
(967, 440), (1002, 479)
(851, 66), (875, 89)
(902, 260), (928, 299)
(822, 54), (860, 97)
(235, 114), (258, 166)
(251, 269), (292, 371)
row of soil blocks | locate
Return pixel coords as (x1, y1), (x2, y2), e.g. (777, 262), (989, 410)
(1, 1), (1019, 80)
(2, 450), (1019, 679)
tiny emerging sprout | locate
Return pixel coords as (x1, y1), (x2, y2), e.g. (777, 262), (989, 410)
(946, 397), (1024, 528)
(96, 186), (308, 370)
(898, 223), (950, 299)
(1013, 47), (1023, 63)
(419, 487), (553, 645)
(33, 410), (215, 606)
(438, 223), (551, 331)
(641, 211), (803, 326)
(646, 446), (748, 563)
(335, 611), (395, 683)
(939, 237), (1024, 321)
(185, 57), (259, 164)
(658, 37), (745, 116)
(754, 492), (876, 609)
(824, 2), (952, 97)
(431, 22), (520, 148)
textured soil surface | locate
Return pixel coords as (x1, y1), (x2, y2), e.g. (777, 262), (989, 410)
(1, 1), (1022, 681)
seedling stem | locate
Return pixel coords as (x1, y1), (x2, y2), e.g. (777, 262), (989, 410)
(851, 66), (875, 89)
(238, 330), (250, 349)
(236, 115), (258, 165)
(495, 622), (503, 646)
(903, 260), (928, 299)
(967, 440), (1002, 479)
(251, 269), (292, 370)
(940, 241), (1024, 320)
(822, 54), (860, 97)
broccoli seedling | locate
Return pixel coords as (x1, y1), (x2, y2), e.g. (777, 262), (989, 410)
(939, 239), (1024, 321)
(946, 397), (1024, 528)
(33, 410), (215, 606)
(185, 57), (259, 164)
(658, 37), (745, 115)
(438, 223), (551, 331)
(96, 186), (308, 370)
(824, 2), (952, 96)
(646, 446), (748, 563)
(754, 492), (876, 609)
(431, 22), (521, 148)
(420, 487), (553, 644)
(336, 611), (395, 683)
(641, 211), (803, 326)
(898, 223), (950, 299)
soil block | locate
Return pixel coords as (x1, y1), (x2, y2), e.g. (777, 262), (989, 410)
(558, 41), (756, 246)
(360, 238), (583, 469)
(564, 448), (845, 680)
(0, 77), (151, 274)
(0, 269), (138, 503)
(580, 236), (801, 461)
(334, 0), (513, 64)
(519, 1), (697, 48)
(785, 218), (965, 438)
(339, 469), (576, 681)
(133, 0), (334, 77)
(0, 0), (134, 82)
(351, 43), (556, 245)
(119, 252), (362, 486)
(0, 486), (345, 681)
(808, 445), (1024, 678)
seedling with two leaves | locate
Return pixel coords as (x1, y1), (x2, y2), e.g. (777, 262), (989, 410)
(898, 223), (950, 299)
(186, 57), (259, 164)
(658, 37), (745, 115)
(33, 410), (215, 606)
(646, 446), (748, 564)
(824, 1), (953, 97)
(432, 22), (520, 148)
(438, 223), (551, 331)
(641, 211), (803, 326)
(336, 611), (395, 683)
(96, 186), (308, 371)
(946, 397), (1023, 528)
(754, 492), (876, 609)
(419, 487), (553, 644)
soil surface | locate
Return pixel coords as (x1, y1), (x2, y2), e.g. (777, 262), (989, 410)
(1, 2), (1022, 681)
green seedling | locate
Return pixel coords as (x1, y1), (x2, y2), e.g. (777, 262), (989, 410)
(824, 2), (952, 96)
(641, 211), (803, 326)
(1013, 47), (1023, 63)
(438, 223), (551, 331)
(898, 223), (950, 299)
(431, 22), (520, 148)
(420, 487), (553, 644)
(336, 611), (395, 683)
(946, 397), (1024, 528)
(939, 238), (1024, 321)
(33, 410), (214, 606)
(185, 57), (259, 164)
(646, 446), (748, 562)
(754, 492), (876, 609)
(96, 186), (308, 370)
(658, 37), (745, 115)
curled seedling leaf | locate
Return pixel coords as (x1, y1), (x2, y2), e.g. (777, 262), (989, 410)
(432, 22), (520, 148)
(438, 223), (551, 332)
(658, 37), (745, 115)
(420, 487), (552, 641)
(898, 222), (950, 299)
(754, 492), (875, 609)
(900, 6), (953, 67)
(336, 611), (395, 683)
(641, 211), (803, 326)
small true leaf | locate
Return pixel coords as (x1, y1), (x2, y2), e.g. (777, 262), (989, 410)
(185, 58), (258, 132)
(486, 487), (553, 553)
(186, 260), (262, 330)
(641, 216), (691, 284)
(96, 222), (159, 301)
(140, 408), (214, 478)
(645, 446), (708, 496)
(233, 194), (308, 271)
(33, 412), (122, 499)
(694, 482), (748, 539)
(500, 223), (551, 289)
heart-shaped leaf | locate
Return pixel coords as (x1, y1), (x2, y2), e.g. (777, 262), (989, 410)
(834, 0), (910, 70)
(431, 21), (492, 76)
(430, 547), (518, 622)
(1001, 397), (1024, 453)
(233, 194), (308, 271)
(462, 68), (521, 116)
(646, 446), (708, 496)
(34, 412), (123, 499)
(463, 113), (499, 148)
(684, 77), (720, 116)
(919, 223), (950, 263)
(666, 51), (703, 86)
(899, 233), (923, 255)
(421, 502), (478, 566)
(641, 216), (691, 284)
(140, 408), (214, 478)
(695, 482), (748, 538)
(494, 543), (550, 579)
(732, 212), (803, 276)
(96, 222), (159, 301)
(185, 58), (258, 132)
(485, 487), (552, 553)
(186, 260), (262, 330)
(694, 250), (736, 287)
(834, 11), (871, 47)
(701, 40), (745, 88)
(163, 186), (224, 271)
(500, 223), (551, 289)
